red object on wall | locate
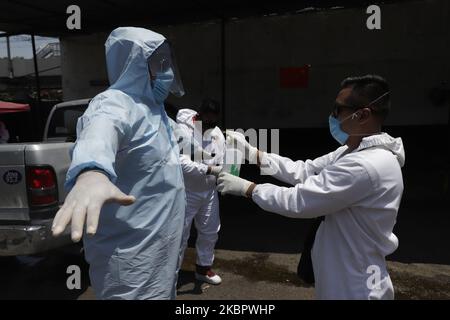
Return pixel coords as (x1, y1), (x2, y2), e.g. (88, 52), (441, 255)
(279, 65), (310, 88)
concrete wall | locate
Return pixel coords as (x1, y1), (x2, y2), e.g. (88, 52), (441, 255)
(60, 33), (108, 101)
(155, 22), (223, 112)
(61, 0), (450, 127)
(223, 0), (450, 128)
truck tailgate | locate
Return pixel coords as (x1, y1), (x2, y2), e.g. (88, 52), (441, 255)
(0, 144), (29, 221)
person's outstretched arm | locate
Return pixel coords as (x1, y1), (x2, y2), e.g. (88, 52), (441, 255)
(218, 157), (372, 219)
(226, 130), (346, 186)
(259, 149), (344, 186)
(52, 95), (135, 242)
(252, 159), (372, 219)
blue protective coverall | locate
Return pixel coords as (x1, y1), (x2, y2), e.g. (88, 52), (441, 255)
(65, 27), (186, 299)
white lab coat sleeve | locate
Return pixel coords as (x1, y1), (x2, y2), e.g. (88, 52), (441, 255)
(180, 154), (209, 178)
(252, 158), (373, 219)
(259, 149), (339, 185)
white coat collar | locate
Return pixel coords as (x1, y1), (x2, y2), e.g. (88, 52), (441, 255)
(356, 132), (405, 167)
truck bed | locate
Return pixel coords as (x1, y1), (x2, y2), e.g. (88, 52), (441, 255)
(0, 142), (74, 255)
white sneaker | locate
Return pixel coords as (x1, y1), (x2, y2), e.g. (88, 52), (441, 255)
(195, 270), (222, 285)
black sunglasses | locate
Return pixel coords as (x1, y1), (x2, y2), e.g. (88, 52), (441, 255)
(331, 102), (358, 118)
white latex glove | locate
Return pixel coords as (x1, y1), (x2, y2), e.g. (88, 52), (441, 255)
(52, 170), (136, 242)
(226, 130), (258, 164)
(208, 165), (223, 177)
(217, 172), (254, 197)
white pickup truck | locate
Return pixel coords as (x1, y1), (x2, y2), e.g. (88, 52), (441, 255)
(0, 99), (89, 256)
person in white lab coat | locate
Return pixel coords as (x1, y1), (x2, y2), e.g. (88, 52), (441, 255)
(177, 99), (226, 285)
(217, 75), (405, 299)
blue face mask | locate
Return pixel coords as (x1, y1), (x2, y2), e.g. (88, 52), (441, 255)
(328, 115), (349, 145)
(328, 112), (359, 145)
(152, 69), (174, 105)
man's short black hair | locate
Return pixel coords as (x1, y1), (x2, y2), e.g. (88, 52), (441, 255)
(200, 98), (221, 115)
(341, 75), (391, 119)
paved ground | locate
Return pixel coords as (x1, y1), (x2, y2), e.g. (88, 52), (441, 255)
(175, 248), (450, 300)
(1, 247), (449, 300)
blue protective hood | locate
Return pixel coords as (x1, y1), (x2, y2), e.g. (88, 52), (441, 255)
(105, 27), (166, 98)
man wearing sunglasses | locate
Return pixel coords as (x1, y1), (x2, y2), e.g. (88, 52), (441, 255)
(218, 75), (405, 300)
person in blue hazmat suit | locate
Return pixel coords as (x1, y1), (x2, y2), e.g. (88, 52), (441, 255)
(51, 27), (186, 300)
(218, 75), (405, 300)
